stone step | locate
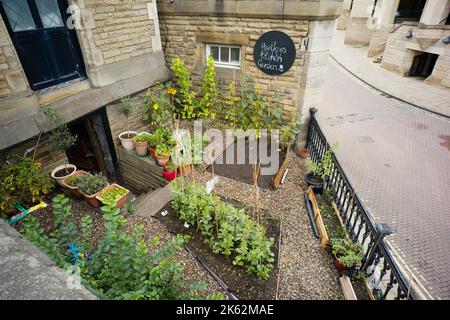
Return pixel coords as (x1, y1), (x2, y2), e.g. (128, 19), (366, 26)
(133, 187), (161, 206)
(135, 182), (173, 217)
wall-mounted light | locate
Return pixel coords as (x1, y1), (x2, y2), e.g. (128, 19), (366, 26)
(405, 30), (413, 39)
(443, 36), (450, 44)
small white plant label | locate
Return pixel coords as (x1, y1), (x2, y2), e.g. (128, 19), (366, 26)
(160, 210), (168, 217)
(184, 222), (190, 229)
(205, 176), (220, 193)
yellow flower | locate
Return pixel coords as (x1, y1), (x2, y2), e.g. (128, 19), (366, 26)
(153, 103), (159, 110)
(166, 88), (176, 95)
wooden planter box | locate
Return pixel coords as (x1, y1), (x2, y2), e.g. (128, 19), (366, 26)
(96, 183), (130, 209)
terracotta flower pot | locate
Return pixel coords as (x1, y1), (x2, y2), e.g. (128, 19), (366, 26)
(62, 170), (89, 198)
(119, 131), (138, 151)
(298, 147), (308, 158)
(96, 183), (129, 209)
(51, 164), (77, 187)
(335, 255), (346, 272)
(134, 140), (148, 156)
(148, 146), (157, 160)
(163, 167), (178, 181)
(156, 155), (170, 167)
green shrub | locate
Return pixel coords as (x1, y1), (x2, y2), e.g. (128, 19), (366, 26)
(76, 173), (108, 196)
(20, 194), (222, 300)
(0, 156), (54, 214)
(171, 178), (275, 280)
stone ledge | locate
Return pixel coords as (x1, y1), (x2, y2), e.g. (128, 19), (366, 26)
(196, 32), (250, 46)
(157, 0), (342, 20)
(0, 219), (96, 300)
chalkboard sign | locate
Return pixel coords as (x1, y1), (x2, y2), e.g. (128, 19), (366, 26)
(254, 30), (296, 76)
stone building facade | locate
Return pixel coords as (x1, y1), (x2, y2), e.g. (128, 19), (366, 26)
(339, 0), (450, 88)
(157, 0), (341, 144)
(0, 0), (342, 179)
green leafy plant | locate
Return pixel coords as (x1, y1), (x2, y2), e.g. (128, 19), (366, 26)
(43, 107), (77, 175)
(330, 238), (364, 268)
(171, 178), (275, 280)
(143, 82), (175, 128)
(0, 156), (54, 214)
(156, 144), (173, 158)
(76, 173), (108, 196)
(306, 142), (339, 182)
(65, 175), (80, 187)
(164, 161), (177, 172)
(171, 58), (197, 120)
(147, 127), (176, 149)
(279, 116), (300, 149)
(198, 55), (219, 119)
(133, 133), (152, 143)
(97, 185), (128, 204)
(125, 201), (136, 215)
(20, 195), (221, 300)
(117, 96), (135, 138)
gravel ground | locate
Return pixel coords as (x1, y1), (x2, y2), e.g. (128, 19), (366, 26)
(195, 151), (343, 300)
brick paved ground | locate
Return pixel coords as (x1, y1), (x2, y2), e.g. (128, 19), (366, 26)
(319, 46), (450, 299)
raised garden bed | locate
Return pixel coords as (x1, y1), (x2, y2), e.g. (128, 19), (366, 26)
(207, 138), (286, 190)
(155, 199), (281, 300)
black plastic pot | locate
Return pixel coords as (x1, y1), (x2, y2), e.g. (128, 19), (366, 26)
(306, 172), (324, 194)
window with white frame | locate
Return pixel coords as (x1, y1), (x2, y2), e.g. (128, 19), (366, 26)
(206, 44), (241, 69)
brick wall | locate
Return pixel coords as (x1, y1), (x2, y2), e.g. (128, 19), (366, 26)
(159, 15), (309, 118)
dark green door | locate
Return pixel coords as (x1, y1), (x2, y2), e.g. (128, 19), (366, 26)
(0, 0), (86, 91)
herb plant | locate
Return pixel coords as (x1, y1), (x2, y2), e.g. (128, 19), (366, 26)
(98, 185), (128, 204)
(330, 238), (364, 268)
(76, 173), (108, 196)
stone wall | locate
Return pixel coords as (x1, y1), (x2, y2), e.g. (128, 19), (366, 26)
(160, 15), (309, 118)
(105, 89), (152, 156)
(87, 0), (155, 65)
(344, 17), (373, 45)
(0, 15), (29, 99)
(381, 24), (450, 88)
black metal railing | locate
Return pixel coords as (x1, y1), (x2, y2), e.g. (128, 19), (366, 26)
(306, 108), (416, 300)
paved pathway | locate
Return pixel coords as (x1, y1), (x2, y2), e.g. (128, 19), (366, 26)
(329, 31), (450, 117)
(319, 51), (450, 299)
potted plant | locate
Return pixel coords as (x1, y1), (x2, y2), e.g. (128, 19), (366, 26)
(305, 142), (338, 194)
(330, 238), (364, 272)
(96, 183), (129, 209)
(76, 173), (109, 208)
(146, 133), (161, 160)
(155, 143), (172, 167)
(133, 132), (151, 157)
(298, 147), (308, 158)
(117, 96), (138, 151)
(43, 107), (78, 186)
(62, 170), (88, 198)
(162, 161), (178, 181)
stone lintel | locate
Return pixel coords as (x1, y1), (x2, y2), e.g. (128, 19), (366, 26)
(157, 0), (343, 20)
(196, 32), (250, 46)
